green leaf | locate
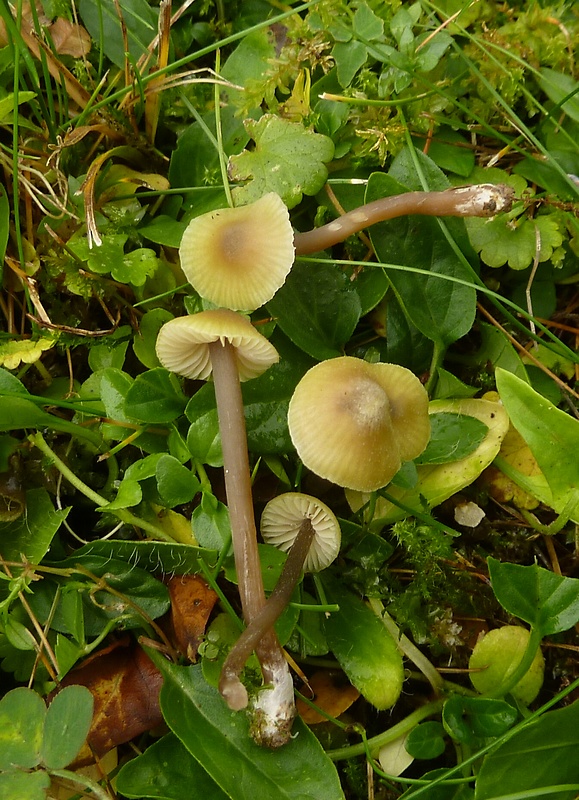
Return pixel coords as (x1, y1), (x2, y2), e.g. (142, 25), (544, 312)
(57, 555), (171, 625)
(488, 558), (579, 636)
(156, 455), (200, 506)
(113, 247), (160, 286)
(42, 685), (94, 770)
(495, 368), (579, 519)
(416, 412), (488, 465)
(0, 770), (50, 800)
(97, 478), (142, 510)
(74, 539), (217, 575)
(475, 700), (579, 800)
(191, 496), (231, 551)
(538, 68), (579, 124)
(0, 91), (36, 123)
(266, 260), (361, 360)
(117, 732), (229, 799)
(367, 168), (477, 348)
(467, 212), (563, 270)
(0, 183), (10, 282)
(139, 215), (188, 248)
(353, 2), (384, 40)
(125, 368), (187, 423)
(88, 325), (132, 371)
(332, 40), (368, 87)
(133, 308), (174, 369)
(322, 574), (404, 710)
(78, 0), (158, 69)
(0, 687), (45, 770)
(0, 488), (68, 564)
(186, 402), (222, 467)
(442, 696), (517, 746)
(155, 661), (345, 800)
(229, 115), (334, 208)
(405, 722), (446, 759)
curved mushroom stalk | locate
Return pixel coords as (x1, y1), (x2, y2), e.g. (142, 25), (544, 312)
(219, 494), (341, 723)
(293, 183), (515, 255)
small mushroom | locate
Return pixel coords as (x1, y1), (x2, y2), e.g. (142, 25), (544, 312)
(179, 192), (295, 311)
(260, 492), (341, 573)
(219, 493), (340, 710)
(288, 356), (430, 492)
(156, 308), (294, 746)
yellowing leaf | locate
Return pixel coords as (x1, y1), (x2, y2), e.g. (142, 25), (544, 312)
(481, 425), (542, 510)
(229, 114), (334, 208)
(0, 338), (56, 370)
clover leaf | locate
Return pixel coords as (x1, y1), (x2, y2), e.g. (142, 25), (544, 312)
(229, 115), (334, 209)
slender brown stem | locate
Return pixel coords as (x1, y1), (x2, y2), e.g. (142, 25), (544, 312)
(209, 339), (265, 622)
(209, 340), (293, 730)
(293, 183), (515, 255)
(219, 518), (316, 706)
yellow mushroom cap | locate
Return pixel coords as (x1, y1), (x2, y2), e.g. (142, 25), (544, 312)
(261, 492), (341, 573)
(155, 308), (279, 382)
(179, 193), (295, 311)
(287, 357), (430, 492)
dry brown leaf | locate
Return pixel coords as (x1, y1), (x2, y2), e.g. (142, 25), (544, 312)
(296, 670), (360, 724)
(48, 18), (91, 58)
(164, 574), (219, 661)
(60, 638), (164, 765)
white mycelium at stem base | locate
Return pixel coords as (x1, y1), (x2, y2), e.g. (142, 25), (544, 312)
(288, 357), (431, 493)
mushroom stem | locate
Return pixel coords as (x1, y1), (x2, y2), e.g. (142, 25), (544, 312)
(208, 338), (266, 622)
(293, 183), (515, 255)
(208, 339), (295, 744)
(219, 517), (316, 706)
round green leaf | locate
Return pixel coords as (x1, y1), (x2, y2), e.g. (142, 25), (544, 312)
(156, 455), (200, 506)
(42, 685), (94, 769)
(0, 770), (50, 800)
(0, 688), (46, 770)
(405, 721), (446, 759)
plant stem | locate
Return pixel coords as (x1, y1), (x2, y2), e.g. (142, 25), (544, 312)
(328, 698), (445, 760)
(367, 598), (444, 694)
(219, 518), (315, 707)
(48, 769), (112, 800)
(28, 432), (175, 542)
(293, 184), (515, 255)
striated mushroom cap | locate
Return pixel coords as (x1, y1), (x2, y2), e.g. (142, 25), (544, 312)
(261, 492), (341, 573)
(288, 357), (430, 492)
(155, 308), (279, 382)
(179, 193), (295, 311)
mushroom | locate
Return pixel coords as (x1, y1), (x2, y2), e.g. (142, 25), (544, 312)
(288, 357), (430, 492)
(179, 192), (295, 310)
(293, 183), (516, 255)
(156, 308), (295, 746)
(219, 492), (340, 708)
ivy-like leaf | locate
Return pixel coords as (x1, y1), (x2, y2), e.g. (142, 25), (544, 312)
(467, 212), (563, 270)
(0, 338), (56, 370)
(229, 115), (334, 208)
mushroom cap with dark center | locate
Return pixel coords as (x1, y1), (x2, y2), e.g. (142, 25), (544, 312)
(288, 357), (430, 492)
(179, 193), (295, 311)
(155, 308), (279, 381)
(261, 493), (341, 573)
